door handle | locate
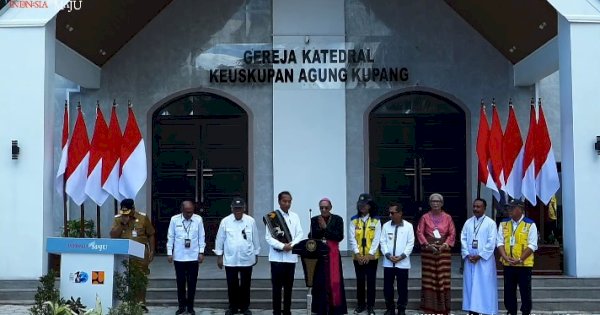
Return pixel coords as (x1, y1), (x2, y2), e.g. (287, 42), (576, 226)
(412, 158), (418, 201)
(417, 158), (425, 202)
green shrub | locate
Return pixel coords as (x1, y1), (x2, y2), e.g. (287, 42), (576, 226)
(62, 219), (97, 238)
(30, 270), (60, 315)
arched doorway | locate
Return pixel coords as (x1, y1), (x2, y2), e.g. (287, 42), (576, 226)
(152, 93), (248, 254)
(369, 91), (467, 235)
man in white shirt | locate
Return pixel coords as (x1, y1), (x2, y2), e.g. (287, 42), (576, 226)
(167, 200), (206, 315)
(265, 191), (304, 315)
(214, 197), (261, 315)
(380, 202), (414, 315)
(460, 198), (498, 315)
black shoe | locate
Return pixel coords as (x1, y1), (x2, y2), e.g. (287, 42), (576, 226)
(384, 309), (395, 315)
(367, 306), (376, 315)
(225, 309), (235, 315)
(242, 310), (252, 315)
(175, 308), (186, 315)
(397, 309), (406, 315)
(354, 306), (366, 314)
(188, 309), (196, 315)
(141, 305), (149, 313)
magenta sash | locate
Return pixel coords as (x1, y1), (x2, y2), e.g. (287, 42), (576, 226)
(326, 240), (343, 307)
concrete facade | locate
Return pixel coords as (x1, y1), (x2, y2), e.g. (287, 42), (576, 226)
(3, 0), (598, 278)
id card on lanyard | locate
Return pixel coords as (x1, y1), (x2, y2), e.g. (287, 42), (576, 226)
(472, 217), (484, 249)
(431, 213), (442, 239)
(510, 220), (521, 247)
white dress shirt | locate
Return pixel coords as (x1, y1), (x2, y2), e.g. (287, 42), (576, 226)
(348, 214), (382, 255)
(166, 213), (206, 261)
(214, 213), (261, 267)
(380, 220), (415, 269)
(265, 209), (304, 263)
(496, 214), (539, 251)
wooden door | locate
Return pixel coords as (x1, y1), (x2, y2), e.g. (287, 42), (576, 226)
(152, 93), (248, 254)
(369, 92), (467, 250)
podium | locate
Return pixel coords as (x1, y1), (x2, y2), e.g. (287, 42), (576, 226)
(292, 239), (329, 287)
(46, 237), (144, 313)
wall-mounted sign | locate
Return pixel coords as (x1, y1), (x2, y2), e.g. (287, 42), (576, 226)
(204, 46), (409, 85)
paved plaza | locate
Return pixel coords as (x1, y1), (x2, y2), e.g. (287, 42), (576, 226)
(0, 305), (596, 315)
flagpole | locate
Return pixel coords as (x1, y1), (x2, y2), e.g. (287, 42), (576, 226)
(62, 101), (69, 237)
(80, 204), (85, 237)
(96, 205), (101, 238)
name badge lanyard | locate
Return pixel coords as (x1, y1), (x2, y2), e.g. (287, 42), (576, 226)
(392, 225), (399, 266)
(472, 217), (484, 248)
(182, 215), (192, 239)
(431, 214), (442, 239)
(509, 219), (522, 258)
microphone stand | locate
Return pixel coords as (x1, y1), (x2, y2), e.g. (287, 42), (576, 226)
(309, 208), (313, 239)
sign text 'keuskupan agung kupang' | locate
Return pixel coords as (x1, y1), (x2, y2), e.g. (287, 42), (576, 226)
(209, 48), (409, 84)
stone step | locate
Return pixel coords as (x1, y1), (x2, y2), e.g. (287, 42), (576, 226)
(146, 277), (600, 288)
(145, 285), (600, 300)
(4, 278), (600, 312)
(145, 298), (600, 312)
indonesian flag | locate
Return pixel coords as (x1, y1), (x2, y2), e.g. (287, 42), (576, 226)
(522, 104), (537, 205)
(502, 105), (524, 199)
(119, 106), (147, 199)
(102, 106), (122, 200)
(65, 107), (90, 206)
(487, 105), (504, 200)
(476, 105), (491, 185)
(535, 104), (560, 205)
(85, 106), (110, 205)
(55, 105), (69, 195)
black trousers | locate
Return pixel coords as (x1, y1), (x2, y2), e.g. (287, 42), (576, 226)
(225, 266), (253, 312)
(174, 260), (199, 310)
(503, 266), (533, 315)
(353, 259), (378, 308)
(383, 267), (408, 311)
(270, 262), (296, 315)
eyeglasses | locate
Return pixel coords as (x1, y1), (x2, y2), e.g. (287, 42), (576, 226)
(319, 206), (330, 210)
(430, 200), (442, 203)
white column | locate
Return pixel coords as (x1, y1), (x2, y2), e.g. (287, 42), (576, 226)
(0, 19), (57, 279)
(272, 0), (347, 249)
(556, 12), (600, 276)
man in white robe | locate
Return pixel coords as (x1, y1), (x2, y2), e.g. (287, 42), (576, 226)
(461, 198), (498, 315)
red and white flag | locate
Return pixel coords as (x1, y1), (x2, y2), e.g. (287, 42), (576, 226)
(65, 107), (90, 206)
(502, 105), (524, 199)
(487, 105), (504, 200)
(85, 106), (110, 205)
(476, 105), (493, 189)
(55, 104), (69, 195)
(522, 103), (537, 205)
(102, 106), (122, 200)
(535, 104), (560, 205)
(119, 106), (147, 199)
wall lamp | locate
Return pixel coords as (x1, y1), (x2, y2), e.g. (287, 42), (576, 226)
(596, 136), (600, 155)
(12, 140), (19, 160)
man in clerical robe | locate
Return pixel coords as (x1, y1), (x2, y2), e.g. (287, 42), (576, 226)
(460, 198), (498, 315)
